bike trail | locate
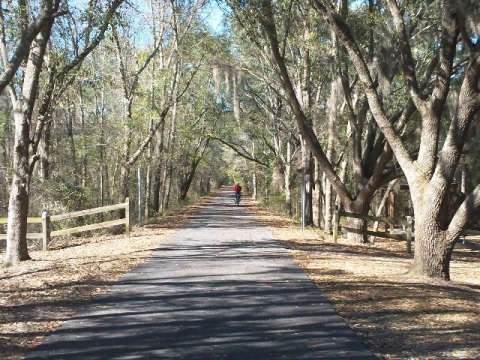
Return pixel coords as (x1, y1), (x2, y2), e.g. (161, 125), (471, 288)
(25, 188), (376, 359)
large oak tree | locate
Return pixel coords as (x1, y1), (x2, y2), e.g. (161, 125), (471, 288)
(309, 0), (480, 279)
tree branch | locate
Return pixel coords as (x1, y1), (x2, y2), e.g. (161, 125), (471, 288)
(208, 135), (269, 167)
(309, 0), (414, 177)
(0, 2), (64, 93)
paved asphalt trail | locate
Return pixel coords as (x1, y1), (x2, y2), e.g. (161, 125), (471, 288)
(26, 189), (376, 359)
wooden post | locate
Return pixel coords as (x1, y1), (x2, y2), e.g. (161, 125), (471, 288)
(406, 216), (413, 254)
(332, 205), (339, 243)
(125, 197), (130, 238)
(42, 211), (50, 251)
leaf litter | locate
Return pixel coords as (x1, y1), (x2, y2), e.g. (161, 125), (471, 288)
(0, 197), (479, 360)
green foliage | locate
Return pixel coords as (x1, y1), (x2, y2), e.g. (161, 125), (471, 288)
(30, 178), (88, 229)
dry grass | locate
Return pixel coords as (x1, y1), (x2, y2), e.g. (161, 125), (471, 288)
(1, 197), (479, 360)
(254, 206), (480, 360)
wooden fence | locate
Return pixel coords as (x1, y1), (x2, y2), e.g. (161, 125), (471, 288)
(332, 207), (414, 253)
(462, 229), (480, 237)
(0, 198), (130, 251)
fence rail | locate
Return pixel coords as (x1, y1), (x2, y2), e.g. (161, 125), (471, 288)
(462, 229), (480, 236)
(0, 198), (130, 251)
(332, 207), (414, 253)
(0, 217), (43, 241)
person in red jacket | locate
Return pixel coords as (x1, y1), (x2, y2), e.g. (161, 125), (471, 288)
(233, 183), (242, 204)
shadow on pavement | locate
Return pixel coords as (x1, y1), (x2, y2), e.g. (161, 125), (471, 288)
(25, 189), (376, 359)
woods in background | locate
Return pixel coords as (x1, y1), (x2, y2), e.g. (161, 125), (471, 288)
(1, 0), (479, 281)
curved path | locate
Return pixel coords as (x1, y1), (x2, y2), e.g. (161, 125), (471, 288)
(26, 189), (376, 359)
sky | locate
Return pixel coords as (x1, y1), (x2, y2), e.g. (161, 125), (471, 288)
(203, 2), (226, 34)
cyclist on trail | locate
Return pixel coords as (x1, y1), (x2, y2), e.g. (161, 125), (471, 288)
(234, 183), (242, 205)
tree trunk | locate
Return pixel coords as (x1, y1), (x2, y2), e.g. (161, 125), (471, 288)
(410, 220), (454, 280)
(66, 104), (79, 184)
(36, 62), (56, 182)
(152, 159), (163, 212)
(305, 159), (313, 226)
(145, 119), (154, 219)
(96, 74), (107, 210)
(323, 173), (332, 231)
(324, 77), (340, 230)
(161, 97), (178, 211)
(118, 97), (132, 218)
(312, 158), (323, 228)
(198, 175), (204, 196)
(408, 184), (456, 280)
(4, 109), (31, 265)
(145, 162), (152, 218)
(301, 139), (314, 226)
(159, 159), (171, 213)
(251, 172), (258, 201)
(251, 142), (258, 202)
(0, 2), (60, 94)
(179, 158), (203, 202)
(38, 119), (51, 180)
(371, 179), (398, 242)
(79, 92), (87, 189)
(162, 163), (173, 211)
(117, 91), (133, 218)
(284, 169), (292, 216)
(344, 200), (371, 244)
(4, 16), (55, 265)
(283, 140), (292, 216)
(152, 121), (166, 212)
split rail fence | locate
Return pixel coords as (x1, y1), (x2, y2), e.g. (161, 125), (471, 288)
(0, 198), (130, 251)
(332, 207), (414, 253)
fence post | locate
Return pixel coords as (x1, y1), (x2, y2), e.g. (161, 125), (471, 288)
(42, 211), (50, 251)
(332, 206), (339, 243)
(125, 197), (130, 238)
(406, 216), (413, 254)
